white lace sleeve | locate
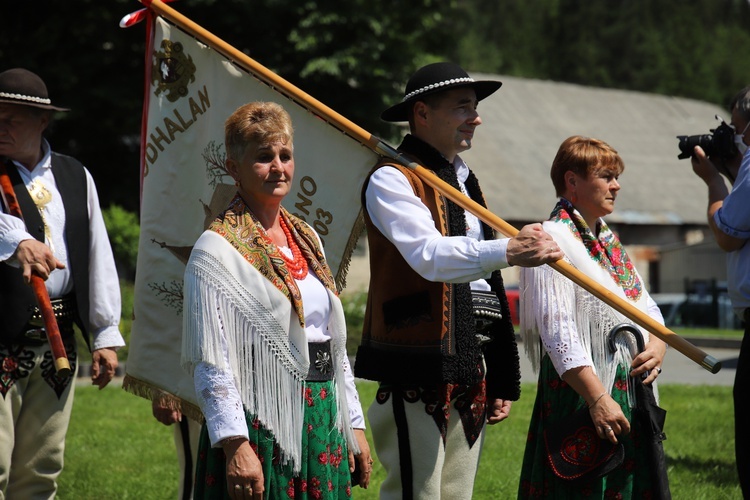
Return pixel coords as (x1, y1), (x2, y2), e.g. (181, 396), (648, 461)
(193, 298), (247, 447)
(526, 264), (592, 376)
(194, 362), (247, 447)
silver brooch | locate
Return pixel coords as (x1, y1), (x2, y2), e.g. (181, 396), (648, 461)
(315, 350), (332, 374)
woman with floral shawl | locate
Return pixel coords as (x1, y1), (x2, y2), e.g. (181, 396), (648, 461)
(182, 102), (372, 499)
(517, 136), (668, 498)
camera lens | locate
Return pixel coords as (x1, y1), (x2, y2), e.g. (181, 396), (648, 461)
(677, 134), (715, 159)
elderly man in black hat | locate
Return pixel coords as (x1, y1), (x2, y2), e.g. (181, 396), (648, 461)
(0, 68), (124, 498)
(354, 62), (563, 499)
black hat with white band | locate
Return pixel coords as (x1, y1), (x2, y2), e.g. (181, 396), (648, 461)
(0, 68), (70, 112)
(381, 62), (501, 122)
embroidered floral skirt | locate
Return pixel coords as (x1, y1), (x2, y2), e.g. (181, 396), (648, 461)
(194, 380), (353, 499)
(518, 356), (660, 499)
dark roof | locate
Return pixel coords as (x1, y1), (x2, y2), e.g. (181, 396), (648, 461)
(463, 74), (728, 225)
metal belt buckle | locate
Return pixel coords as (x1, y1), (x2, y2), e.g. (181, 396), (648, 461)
(24, 328), (47, 343)
(314, 349), (332, 375)
(307, 341), (334, 381)
(27, 312), (45, 328)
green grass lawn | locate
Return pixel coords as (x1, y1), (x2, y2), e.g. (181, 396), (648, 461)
(58, 380), (742, 499)
(674, 327), (745, 339)
(62, 284), (742, 497)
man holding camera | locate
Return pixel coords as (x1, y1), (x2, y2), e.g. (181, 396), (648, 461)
(691, 84), (750, 497)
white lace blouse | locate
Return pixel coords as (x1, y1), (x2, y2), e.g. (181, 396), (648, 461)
(523, 263), (663, 378)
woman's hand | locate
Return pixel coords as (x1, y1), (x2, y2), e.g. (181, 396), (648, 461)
(349, 428), (373, 489)
(588, 393), (630, 444)
(629, 336), (667, 385)
(563, 366), (629, 444)
(223, 438), (264, 500)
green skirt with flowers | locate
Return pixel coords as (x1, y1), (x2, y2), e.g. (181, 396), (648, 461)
(194, 380), (353, 499)
(518, 356), (661, 499)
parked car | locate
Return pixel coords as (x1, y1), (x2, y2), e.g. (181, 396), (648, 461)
(652, 293), (688, 327)
(651, 292), (742, 329)
(505, 286), (520, 325)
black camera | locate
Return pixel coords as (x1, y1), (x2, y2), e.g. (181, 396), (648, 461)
(676, 115), (737, 160)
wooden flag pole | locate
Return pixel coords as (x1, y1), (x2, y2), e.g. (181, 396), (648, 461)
(140, 0), (721, 374)
(140, 0), (380, 152)
(374, 147), (722, 374)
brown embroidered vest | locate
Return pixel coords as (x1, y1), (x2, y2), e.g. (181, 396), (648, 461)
(354, 135), (521, 399)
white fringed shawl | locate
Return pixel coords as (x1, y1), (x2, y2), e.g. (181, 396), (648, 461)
(182, 231), (357, 473)
(520, 214), (659, 407)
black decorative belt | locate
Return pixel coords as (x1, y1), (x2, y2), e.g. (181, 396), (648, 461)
(19, 322), (76, 346)
(19, 295), (78, 346)
(472, 290), (503, 342)
(28, 294), (78, 328)
(307, 341), (334, 381)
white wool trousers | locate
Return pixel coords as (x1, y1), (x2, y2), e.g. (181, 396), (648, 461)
(174, 416), (201, 500)
(0, 341), (76, 500)
(368, 389), (485, 500)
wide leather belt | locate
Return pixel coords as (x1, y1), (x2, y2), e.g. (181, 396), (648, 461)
(19, 322), (75, 346)
(19, 295), (77, 346)
(307, 340), (334, 381)
(28, 294), (78, 328)
(472, 290), (502, 344)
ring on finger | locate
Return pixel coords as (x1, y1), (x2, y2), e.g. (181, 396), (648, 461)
(655, 367), (662, 374)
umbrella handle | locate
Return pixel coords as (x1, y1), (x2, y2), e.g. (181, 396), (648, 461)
(608, 323), (645, 356)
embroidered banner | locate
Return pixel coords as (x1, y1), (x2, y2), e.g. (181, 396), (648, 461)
(124, 15), (377, 416)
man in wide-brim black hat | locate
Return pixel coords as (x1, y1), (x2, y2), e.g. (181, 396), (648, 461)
(354, 61), (563, 499)
(0, 68), (125, 498)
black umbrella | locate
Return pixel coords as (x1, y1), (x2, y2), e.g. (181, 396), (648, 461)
(608, 323), (672, 500)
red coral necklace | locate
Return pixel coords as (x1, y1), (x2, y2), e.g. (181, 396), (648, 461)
(278, 216), (308, 280)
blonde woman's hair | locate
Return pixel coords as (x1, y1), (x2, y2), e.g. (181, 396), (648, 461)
(225, 101), (294, 162)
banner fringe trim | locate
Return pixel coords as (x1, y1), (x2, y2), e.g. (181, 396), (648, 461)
(122, 373), (205, 423)
(335, 209), (365, 292)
